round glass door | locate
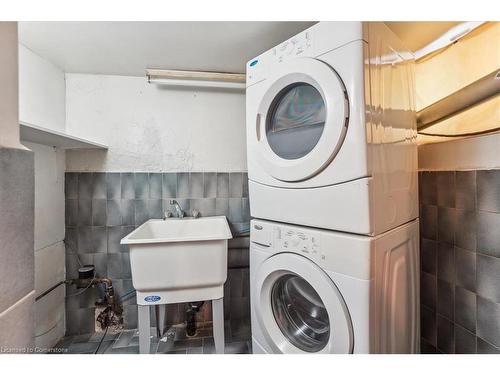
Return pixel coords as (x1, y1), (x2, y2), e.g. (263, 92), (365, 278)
(266, 83), (326, 160)
(255, 58), (349, 182)
(254, 252), (353, 353)
(271, 274), (330, 352)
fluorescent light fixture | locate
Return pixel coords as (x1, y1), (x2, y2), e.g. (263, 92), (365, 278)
(146, 69), (246, 90)
(415, 21), (485, 60)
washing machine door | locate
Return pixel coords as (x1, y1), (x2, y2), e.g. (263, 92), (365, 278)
(255, 57), (349, 182)
(254, 252), (353, 353)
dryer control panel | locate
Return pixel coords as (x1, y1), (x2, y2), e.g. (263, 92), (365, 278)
(246, 29), (315, 86)
(272, 30), (314, 63)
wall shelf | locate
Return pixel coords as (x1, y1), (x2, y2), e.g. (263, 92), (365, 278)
(417, 70), (500, 131)
(20, 121), (108, 149)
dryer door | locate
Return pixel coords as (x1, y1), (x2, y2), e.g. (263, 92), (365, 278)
(255, 57), (349, 182)
(254, 252), (353, 353)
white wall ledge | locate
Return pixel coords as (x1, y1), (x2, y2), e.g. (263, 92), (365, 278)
(20, 121), (108, 149)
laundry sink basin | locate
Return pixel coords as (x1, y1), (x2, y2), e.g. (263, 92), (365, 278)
(121, 216), (232, 305)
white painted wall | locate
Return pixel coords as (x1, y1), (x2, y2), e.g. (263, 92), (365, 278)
(418, 133), (500, 171)
(17, 45), (68, 350)
(0, 22), (22, 149)
(19, 44), (66, 132)
(22, 141), (66, 349)
(24, 142), (66, 251)
(65, 73), (247, 172)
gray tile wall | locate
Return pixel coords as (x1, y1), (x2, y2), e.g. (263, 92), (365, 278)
(0, 148), (35, 350)
(64, 172), (250, 335)
(419, 169), (500, 354)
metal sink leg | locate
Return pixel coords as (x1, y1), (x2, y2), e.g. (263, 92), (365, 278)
(212, 297), (225, 354)
(138, 304), (151, 354)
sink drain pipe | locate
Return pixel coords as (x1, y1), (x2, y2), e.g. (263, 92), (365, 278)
(185, 301), (204, 336)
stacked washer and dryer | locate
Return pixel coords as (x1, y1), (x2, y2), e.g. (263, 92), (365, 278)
(245, 22), (420, 354)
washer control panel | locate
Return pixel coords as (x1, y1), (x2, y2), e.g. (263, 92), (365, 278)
(275, 227), (324, 261)
(251, 220), (329, 264)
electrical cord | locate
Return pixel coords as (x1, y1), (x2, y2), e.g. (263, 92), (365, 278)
(94, 322), (110, 354)
(63, 239), (84, 267)
(35, 323), (60, 338)
(118, 289), (136, 303)
(65, 275), (96, 298)
(63, 239), (119, 354)
(62, 240), (100, 298)
(418, 127), (500, 138)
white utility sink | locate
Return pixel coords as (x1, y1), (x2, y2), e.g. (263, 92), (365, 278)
(121, 216), (232, 305)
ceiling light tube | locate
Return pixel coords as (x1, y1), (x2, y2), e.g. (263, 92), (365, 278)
(414, 21), (486, 60)
(146, 69), (246, 90)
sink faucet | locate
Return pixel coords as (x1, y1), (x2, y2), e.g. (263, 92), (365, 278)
(169, 199), (184, 218)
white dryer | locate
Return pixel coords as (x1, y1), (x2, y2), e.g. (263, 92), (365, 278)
(246, 22), (418, 235)
(250, 218), (420, 354)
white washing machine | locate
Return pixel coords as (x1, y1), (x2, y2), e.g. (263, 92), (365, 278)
(246, 22), (418, 235)
(250, 218), (420, 354)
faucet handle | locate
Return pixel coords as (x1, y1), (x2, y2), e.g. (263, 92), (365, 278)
(169, 199), (176, 205)
(191, 209), (200, 218)
(163, 211), (173, 220)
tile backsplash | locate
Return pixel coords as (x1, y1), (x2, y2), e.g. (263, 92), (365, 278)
(65, 168), (500, 351)
(64, 172), (250, 335)
(419, 169), (500, 354)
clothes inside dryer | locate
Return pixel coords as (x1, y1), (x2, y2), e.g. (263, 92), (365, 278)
(267, 83), (326, 160)
(271, 274), (330, 352)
